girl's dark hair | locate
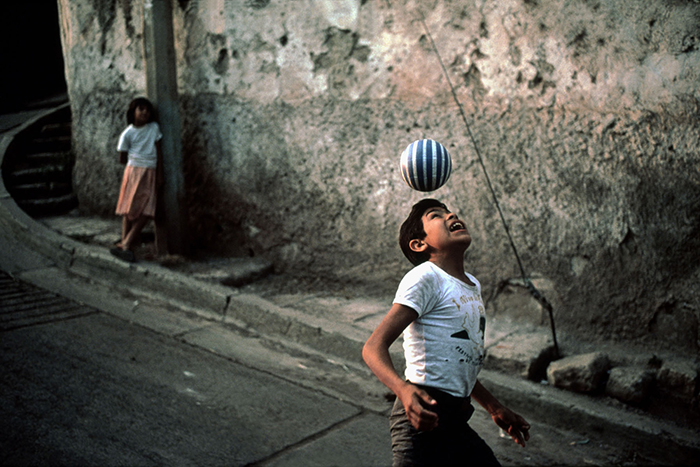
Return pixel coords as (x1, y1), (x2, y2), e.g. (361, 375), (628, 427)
(126, 97), (155, 124)
(399, 199), (447, 266)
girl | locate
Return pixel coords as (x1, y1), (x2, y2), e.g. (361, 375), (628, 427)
(110, 97), (164, 262)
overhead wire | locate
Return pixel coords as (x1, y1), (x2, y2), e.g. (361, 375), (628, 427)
(417, 10), (560, 358)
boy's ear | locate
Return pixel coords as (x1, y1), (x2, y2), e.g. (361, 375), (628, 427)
(409, 238), (428, 253)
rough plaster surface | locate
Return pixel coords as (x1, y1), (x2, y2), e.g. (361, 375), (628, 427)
(57, 0), (700, 352)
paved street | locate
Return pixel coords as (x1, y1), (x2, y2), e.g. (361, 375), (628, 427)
(0, 272), (388, 466)
(0, 268), (675, 466)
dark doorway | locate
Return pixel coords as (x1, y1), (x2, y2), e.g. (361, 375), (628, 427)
(0, 1), (68, 112)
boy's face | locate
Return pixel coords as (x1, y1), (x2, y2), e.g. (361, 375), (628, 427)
(413, 206), (471, 256)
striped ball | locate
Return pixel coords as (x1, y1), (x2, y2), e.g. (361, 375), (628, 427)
(400, 139), (452, 192)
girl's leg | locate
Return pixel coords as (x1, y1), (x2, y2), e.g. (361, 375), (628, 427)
(111, 216), (140, 262)
(122, 215), (150, 251)
(121, 217), (132, 247)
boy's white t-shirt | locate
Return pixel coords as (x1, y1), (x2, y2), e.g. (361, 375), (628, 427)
(394, 261), (486, 398)
(117, 122), (162, 168)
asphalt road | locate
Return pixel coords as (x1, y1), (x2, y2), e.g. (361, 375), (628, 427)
(0, 268), (666, 467)
(0, 295), (388, 466)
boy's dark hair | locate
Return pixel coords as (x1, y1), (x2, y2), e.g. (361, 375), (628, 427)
(399, 198), (447, 266)
(126, 97), (155, 124)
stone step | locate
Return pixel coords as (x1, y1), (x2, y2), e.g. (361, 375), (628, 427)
(10, 181), (73, 199)
(23, 135), (72, 154)
(39, 121), (72, 137)
(7, 165), (72, 185)
(36, 106), (72, 134)
(24, 151), (72, 166)
(2, 105), (77, 218)
(16, 193), (78, 217)
(8, 151), (73, 172)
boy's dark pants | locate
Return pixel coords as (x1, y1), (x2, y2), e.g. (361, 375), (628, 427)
(389, 385), (500, 467)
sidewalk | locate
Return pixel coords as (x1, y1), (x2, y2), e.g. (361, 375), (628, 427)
(2, 104), (699, 465)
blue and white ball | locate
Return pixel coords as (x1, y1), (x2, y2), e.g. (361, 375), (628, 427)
(400, 139), (452, 192)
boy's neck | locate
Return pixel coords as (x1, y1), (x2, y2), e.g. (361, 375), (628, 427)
(429, 250), (473, 285)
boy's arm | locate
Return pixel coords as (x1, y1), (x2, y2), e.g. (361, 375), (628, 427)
(119, 151), (128, 165)
(362, 303), (439, 431)
(471, 380), (530, 447)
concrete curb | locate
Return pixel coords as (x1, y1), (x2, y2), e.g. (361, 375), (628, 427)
(67, 241), (371, 367)
(480, 370), (700, 464)
(2, 105), (699, 464)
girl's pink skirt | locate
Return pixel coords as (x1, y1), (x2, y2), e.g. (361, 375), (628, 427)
(115, 165), (157, 221)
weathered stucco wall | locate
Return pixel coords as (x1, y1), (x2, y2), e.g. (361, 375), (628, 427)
(57, 0), (700, 352)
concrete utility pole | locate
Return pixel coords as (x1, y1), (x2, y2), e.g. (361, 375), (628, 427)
(142, 0), (188, 256)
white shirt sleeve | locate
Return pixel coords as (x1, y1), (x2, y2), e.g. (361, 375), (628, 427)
(393, 263), (441, 317)
(117, 126), (132, 152)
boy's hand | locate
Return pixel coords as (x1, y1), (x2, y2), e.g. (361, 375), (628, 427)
(490, 407), (530, 447)
(399, 383), (439, 431)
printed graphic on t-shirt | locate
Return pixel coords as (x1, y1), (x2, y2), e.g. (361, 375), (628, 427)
(449, 294), (485, 366)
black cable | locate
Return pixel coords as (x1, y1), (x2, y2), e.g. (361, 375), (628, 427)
(418, 12), (560, 358)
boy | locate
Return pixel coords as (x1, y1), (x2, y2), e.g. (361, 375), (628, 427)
(363, 199), (530, 466)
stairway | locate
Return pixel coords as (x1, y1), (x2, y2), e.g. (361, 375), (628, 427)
(2, 105), (78, 217)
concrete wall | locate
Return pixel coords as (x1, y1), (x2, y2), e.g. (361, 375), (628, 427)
(57, 0), (700, 352)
